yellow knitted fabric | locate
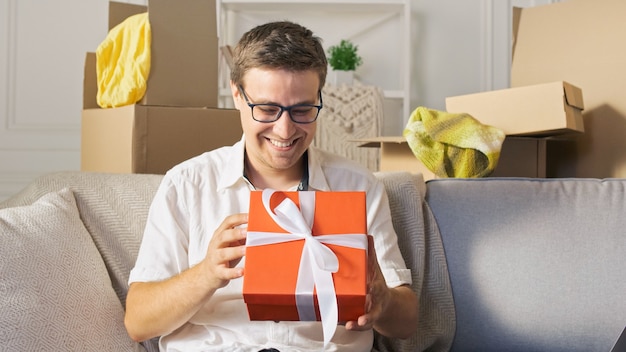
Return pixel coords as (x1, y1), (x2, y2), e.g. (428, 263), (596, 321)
(96, 13), (151, 108)
(403, 106), (505, 178)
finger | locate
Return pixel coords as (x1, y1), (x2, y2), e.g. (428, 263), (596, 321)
(208, 245), (246, 283)
(217, 213), (248, 232)
(211, 244), (246, 266)
(344, 315), (374, 331)
(366, 235), (379, 284)
(367, 234), (378, 262)
(214, 265), (244, 280)
(220, 226), (247, 247)
(211, 217), (248, 249)
(358, 314), (374, 328)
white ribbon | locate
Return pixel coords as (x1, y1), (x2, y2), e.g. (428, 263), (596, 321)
(246, 189), (368, 348)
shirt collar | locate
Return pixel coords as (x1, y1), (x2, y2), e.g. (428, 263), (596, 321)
(217, 136), (331, 192)
(217, 136), (247, 191)
(307, 146), (331, 191)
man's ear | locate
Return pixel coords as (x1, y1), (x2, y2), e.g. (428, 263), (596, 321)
(230, 81), (241, 110)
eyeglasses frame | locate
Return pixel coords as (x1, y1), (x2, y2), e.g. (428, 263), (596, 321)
(238, 85), (323, 124)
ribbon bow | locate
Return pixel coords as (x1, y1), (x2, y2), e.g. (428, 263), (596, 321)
(246, 189), (368, 347)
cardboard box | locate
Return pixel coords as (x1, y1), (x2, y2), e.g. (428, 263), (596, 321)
(100, 0), (218, 108)
(356, 137), (436, 180)
(243, 190), (368, 322)
(445, 81), (584, 137)
(510, 0), (626, 178)
(356, 136), (549, 179)
(82, 53), (242, 174)
(490, 137), (547, 178)
(81, 105), (241, 174)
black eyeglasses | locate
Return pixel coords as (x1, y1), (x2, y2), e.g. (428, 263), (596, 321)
(238, 85), (323, 124)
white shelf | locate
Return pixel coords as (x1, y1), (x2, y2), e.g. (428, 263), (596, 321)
(383, 90), (405, 99)
(217, 0), (412, 131)
(221, 0), (406, 12)
(220, 87), (404, 100)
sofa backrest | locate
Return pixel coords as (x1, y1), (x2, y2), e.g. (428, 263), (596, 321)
(1, 171), (458, 352)
(425, 177), (626, 352)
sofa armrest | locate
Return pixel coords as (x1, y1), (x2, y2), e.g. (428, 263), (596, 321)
(373, 171), (455, 352)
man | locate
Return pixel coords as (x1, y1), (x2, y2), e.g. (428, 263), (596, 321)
(124, 21), (418, 351)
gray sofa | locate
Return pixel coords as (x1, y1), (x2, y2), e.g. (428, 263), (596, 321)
(0, 171), (624, 351)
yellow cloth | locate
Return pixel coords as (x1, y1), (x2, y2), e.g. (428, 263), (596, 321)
(96, 13), (151, 108)
(403, 106), (505, 178)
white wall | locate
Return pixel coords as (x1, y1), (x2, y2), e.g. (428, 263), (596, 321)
(0, 0), (557, 201)
(0, 0), (147, 201)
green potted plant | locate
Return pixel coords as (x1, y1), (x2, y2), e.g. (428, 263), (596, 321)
(327, 39), (363, 85)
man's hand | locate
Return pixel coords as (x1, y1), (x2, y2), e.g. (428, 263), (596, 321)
(125, 213), (249, 342)
(202, 213), (248, 289)
(344, 236), (418, 338)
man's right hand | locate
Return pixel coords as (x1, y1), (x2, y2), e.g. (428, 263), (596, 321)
(202, 213), (248, 289)
(124, 213), (248, 342)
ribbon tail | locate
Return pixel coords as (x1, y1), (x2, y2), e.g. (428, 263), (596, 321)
(313, 264), (338, 348)
(295, 246), (317, 321)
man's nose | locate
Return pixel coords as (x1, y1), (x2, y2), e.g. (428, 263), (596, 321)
(272, 109), (296, 135)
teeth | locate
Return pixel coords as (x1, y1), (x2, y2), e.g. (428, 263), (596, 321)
(271, 139), (293, 148)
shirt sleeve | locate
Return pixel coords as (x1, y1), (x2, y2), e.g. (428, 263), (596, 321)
(129, 174), (191, 284)
(366, 178), (413, 288)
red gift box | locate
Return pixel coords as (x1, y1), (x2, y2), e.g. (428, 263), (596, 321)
(243, 190), (368, 326)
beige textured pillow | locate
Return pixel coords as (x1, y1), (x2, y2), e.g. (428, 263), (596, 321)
(0, 188), (142, 351)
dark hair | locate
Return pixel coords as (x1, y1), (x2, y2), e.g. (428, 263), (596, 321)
(230, 21), (327, 89)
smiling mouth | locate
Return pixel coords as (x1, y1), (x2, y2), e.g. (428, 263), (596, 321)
(269, 138), (295, 148)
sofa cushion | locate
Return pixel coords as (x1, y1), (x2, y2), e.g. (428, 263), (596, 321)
(426, 178), (626, 352)
(0, 171), (163, 352)
(0, 188), (142, 351)
(0, 172), (162, 305)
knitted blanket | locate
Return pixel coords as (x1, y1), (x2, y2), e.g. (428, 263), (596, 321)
(403, 106), (505, 178)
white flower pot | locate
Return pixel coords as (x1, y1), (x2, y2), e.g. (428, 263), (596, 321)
(328, 70), (354, 86)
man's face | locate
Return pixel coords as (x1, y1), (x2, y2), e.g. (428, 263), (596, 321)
(231, 68), (320, 174)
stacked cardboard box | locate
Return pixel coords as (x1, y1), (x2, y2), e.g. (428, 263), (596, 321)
(510, 0), (626, 178)
(441, 80), (585, 179)
(81, 0), (242, 174)
(444, 0), (626, 178)
(356, 136), (550, 179)
(445, 81), (584, 137)
(358, 3), (599, 180)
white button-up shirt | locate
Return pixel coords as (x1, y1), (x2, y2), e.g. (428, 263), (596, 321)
(129, 138), (412, 352)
